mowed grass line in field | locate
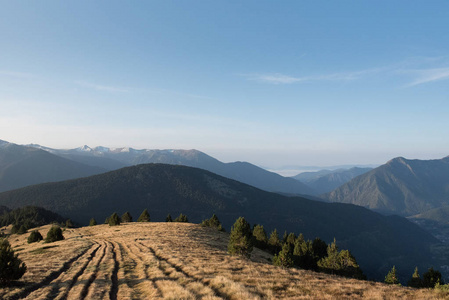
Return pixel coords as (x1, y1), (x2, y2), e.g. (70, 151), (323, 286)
(1, 222), (448, 299)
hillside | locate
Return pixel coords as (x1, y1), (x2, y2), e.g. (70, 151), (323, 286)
(1, 222), (445, 300)
(28, 144), (315, 195)
(411, 206), (449, 225)
(0, 206), (67, 228)
(0, 140), (106, 193)
(0, 163), (441, 281)
(293, 167), (372, 194)
(325, 156), (449, 216)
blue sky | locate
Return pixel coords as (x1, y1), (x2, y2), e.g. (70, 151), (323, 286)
(1, 1), (449, 169)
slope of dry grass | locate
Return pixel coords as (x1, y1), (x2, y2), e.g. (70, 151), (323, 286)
(1, 222), (447, 299)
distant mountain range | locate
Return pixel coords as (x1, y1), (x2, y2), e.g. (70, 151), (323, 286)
(292, 167), (372, 194)
(325, 156), (449, 217)
(26, 142), (315, 196)
(0, 140), (105, 192)
(0, 163), (440, 281)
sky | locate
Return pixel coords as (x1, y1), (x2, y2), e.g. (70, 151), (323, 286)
(1, 1), (449, 170)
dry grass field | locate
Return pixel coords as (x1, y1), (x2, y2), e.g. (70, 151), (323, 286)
(1, 222), (448, 299)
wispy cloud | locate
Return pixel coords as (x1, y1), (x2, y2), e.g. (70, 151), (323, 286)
(0, 70), (34, 79)
(75, 81), (129, 92)
(401, 67), (449, 87)
(243, 68), (383, 85)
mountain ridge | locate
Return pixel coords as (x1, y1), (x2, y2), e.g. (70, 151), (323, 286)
(0, 162), (440, 280)
(293, 167), (372, 194)
(0, 141), (107, 193)
(26, 143), (315, 196)
(325, 156), (449, 216)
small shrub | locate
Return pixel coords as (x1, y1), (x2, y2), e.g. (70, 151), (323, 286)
(27, 230), (43, 244)
(0, 238), (27, 285)
(174, 213), (188, 223)
(89, 218), (97, 226)
(166, 214), (173, 222)
(10, 224), (19, 234)
(65, 219), (74, 228)
(16, 225), (28, 235)
(45, 226), (64, 243)
(201, 214), (224, 231)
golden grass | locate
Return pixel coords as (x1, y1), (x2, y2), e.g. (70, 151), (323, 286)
(0, 222), (447, 299)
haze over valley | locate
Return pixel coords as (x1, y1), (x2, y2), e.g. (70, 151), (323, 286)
(1, 1), (449, 298)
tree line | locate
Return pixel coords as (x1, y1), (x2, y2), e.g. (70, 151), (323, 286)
(227, 216), (448, 288)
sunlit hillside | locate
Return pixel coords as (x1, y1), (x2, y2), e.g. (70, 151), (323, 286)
(1, 222), (447, 299)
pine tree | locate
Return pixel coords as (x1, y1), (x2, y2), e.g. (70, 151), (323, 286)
(166, 214), (173, 222)
(0, 239), (27, 285)
(268, 229), (281, 253)
(121, 212), (133, 223)
(384, 266), (400, 285)
(422, 267), (443, 288)
(318, 238), (340, 273)
(27, 230), (43, 244)
(228, 217), (253, 258)
(89, 218), (97, 226)
(252, 224), (268, 249)
(336, 250), (365, 279)
(407, 267), (423, 288)
(317, 239), (364, 279)
(108, 213), (121, 226)
(286, 232), (296, 245)
(273, 243), (294, 268)
(45, 225), (64, 243)
(282, 230), (288, 243)
(294, 239), (317, 270)
(137, 209), (151, 222)
(312, 237), (328, 260)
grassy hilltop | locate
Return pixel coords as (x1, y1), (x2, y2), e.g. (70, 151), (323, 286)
(1, 222), (447, 300)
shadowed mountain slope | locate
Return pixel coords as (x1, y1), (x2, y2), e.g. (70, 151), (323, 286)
(325, 156), (449, 216)
(0, 140), (107, 192)
(29, 144), (315, 195)
(293, 167), (372, 194)
(0, 163), (440, 280)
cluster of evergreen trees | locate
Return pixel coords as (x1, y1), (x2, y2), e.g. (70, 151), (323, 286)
(228, 217), (365, 279)
(95, 210), (190, 227)
(227, 215), (449, 287)
(200, 214), (225, 232)
(0, 206), (67, 235)
(384, 265), (445, 288)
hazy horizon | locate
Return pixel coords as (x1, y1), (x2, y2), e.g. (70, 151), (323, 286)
(1, 2), (448, 168)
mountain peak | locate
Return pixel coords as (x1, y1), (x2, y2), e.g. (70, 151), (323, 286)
(387, 156), (408, 165)
(77, 145), (93, 152)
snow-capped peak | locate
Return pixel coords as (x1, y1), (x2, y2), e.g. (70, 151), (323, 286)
(77, 145), (93, 152)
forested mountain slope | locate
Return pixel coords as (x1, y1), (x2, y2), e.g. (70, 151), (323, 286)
(0, 163), (440, 280)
